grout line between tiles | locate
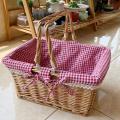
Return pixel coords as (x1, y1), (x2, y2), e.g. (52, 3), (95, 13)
(111, 54), (120, 63)
(93, 108), (114, 120)
(44, 109), (58, 120)
(93, 55), (120, 120)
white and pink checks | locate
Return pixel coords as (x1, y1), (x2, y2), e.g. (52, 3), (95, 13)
(2, 37), (111, 87)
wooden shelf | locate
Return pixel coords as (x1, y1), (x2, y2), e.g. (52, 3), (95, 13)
(97, 10), (120, 23)
(4, 0), (120, 40)
(3, 0), (96, 40)
(11, 25), (32, 35)
(55, 10), (120, 32)
(8, 11), (120, 40)
(54, 17), (97, 32)
(74, 18), (97, 30)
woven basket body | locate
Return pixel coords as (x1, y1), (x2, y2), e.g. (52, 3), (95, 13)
(13, 72), (96, 115)
(2, 37), (111, 115)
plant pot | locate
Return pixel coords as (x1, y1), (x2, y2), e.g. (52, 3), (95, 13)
(32, 8), (50, 20)
(79, 10), (88, 21)
(17, 13), (28, 26)
(48, 2), (64, 13)
(112, 0), (120, 10)
(70, 12), (79, 22)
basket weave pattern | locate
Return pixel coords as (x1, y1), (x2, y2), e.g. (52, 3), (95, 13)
(13, 72), (96, 115)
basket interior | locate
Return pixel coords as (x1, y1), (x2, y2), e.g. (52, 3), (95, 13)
(10, 38), (106, 75)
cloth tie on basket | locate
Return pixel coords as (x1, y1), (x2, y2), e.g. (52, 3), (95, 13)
(22, 70), (73, 101)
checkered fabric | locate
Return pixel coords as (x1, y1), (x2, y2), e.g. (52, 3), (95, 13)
(2, 37), (111, 86)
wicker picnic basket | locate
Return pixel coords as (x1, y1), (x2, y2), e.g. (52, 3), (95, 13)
(2, 21), (111, 115)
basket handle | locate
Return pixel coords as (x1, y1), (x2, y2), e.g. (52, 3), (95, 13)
(45, 24), (57, 70)
(34, 21), (42, 66)
(34, 11), (66, 73)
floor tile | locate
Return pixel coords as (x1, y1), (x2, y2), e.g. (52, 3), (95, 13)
(47, 110), (112, 120)
(76, 18), (120, 60)
(0, 64), (56, 120)
(94, 56), (120, 120)
(0, 35), (31, 59)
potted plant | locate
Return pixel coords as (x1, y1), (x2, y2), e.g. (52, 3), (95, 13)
(47, 0), (64, 13)
(111, 0), (120, 10)
(79, 0), (88, 4)
(17, 0), (34, 26)
(67, 1), (89, 22)
(17, 0), (34, 14)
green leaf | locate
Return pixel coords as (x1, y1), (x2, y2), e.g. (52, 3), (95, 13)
(17, 0), (34, 7)
(17, 0), (23, 7)
(49, 0), (59, 3)
(68, 1), (79, 8)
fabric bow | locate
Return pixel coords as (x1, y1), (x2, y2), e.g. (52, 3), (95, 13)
(22, 73), (67, 101)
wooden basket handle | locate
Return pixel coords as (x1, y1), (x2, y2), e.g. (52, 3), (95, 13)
(34, 11), (66, 72)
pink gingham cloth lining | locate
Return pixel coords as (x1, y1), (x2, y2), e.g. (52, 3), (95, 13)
(2, 37), (111, 87)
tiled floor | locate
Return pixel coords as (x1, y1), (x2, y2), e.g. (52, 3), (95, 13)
(1, 17), (120, 120)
